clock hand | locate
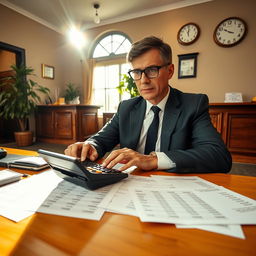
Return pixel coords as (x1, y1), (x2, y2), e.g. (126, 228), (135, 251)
(224, 29), (234, 34)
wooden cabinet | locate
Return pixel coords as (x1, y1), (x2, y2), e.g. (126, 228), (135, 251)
(103, 103), (256, 164)
(36, 105), (100, 144)
(209, 103), (256, 164)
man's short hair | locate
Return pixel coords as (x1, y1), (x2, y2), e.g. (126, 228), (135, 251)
(127, 36), (172, 64)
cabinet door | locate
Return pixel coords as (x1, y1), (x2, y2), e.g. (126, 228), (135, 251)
(227, 113), (256, 155)
(78, 109), (99, 140)
(36, 110), (54, 138)
(55, 110), (75, 139)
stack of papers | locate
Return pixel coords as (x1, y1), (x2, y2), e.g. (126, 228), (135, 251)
(0, 169), (22, 186)
(0, 168), (255, 239)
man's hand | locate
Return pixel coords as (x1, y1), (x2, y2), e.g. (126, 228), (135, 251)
(102, 147), (158, 171)
(64, 141), (98, 161)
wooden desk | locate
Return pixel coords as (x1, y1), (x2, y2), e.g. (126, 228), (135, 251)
(1, 148), (256, 256)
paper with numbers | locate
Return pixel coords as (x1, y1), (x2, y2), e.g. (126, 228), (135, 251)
(37, 178), (114, 220)
(129, 187), (256, 225)
(99, 175), (159, 216)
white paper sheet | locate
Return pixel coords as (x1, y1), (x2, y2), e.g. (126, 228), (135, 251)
(0, 170), (62, 222)
(37, 178), (115, 220)
(99, 175), (158, 216)
(129, 187), (256, 225)
(99, 175), (220, 217)
(176, 224), (245, 239)
(150, 175), (221, 190)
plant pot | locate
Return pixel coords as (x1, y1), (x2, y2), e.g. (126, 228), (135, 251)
(14, 131), (33, 147)
(68, 96), (80, 104)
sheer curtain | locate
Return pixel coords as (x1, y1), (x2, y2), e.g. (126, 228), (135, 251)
(83, 58), (95, 104)
(91, 58), (130, 115)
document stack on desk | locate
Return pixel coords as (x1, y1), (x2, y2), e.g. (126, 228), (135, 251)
(97, 175), (256, 239)
(1, 164), (256, 239)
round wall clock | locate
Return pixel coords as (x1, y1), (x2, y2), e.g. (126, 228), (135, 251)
(213, 17), (247, 47)
(177, 23), (200, 45)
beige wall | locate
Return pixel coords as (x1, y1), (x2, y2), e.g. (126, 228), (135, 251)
(0, 4), (83, 103)
(0, 0), (255, 105)
(85, 0), (256, 102)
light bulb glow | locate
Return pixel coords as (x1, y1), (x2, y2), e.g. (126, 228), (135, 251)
(94, 13), (100, 24)
(68, 27), (85, 49)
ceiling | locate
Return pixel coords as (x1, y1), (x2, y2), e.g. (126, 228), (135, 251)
(1, 0), (212, 34)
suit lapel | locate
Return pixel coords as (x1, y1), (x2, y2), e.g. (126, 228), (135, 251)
(161, 88), (181, 151)
(129, 99), (146, 149)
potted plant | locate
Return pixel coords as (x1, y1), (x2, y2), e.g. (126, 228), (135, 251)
(64, 83), (80, 104)
(0, 64), (50, 146)
(116, 74), (139, 98)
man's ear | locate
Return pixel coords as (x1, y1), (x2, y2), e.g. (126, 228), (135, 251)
(168, 64), (174, 79)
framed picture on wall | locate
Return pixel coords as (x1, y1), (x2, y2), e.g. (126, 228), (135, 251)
(178, 52), (199, 79)
(42, 64), (54, 79)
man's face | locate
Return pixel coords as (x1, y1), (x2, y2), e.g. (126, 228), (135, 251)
(131, 48), (174, 105)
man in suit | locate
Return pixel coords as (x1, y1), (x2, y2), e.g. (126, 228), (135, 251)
(65, 36), (232, 173)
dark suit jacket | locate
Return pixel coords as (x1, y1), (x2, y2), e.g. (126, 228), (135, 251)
(88, 87), (232, 173)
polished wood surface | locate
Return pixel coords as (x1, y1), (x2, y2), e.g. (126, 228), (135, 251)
(36, 105), (100, 145)
(209, 102), (256, 164)
(1, 148), (256, 256)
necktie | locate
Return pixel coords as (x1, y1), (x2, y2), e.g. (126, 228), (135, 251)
(144, 106), (161, 155)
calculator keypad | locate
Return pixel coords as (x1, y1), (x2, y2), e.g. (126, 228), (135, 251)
(82, 161), (121, 174)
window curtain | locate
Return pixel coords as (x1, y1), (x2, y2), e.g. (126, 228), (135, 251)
(83, 58), (95, 104)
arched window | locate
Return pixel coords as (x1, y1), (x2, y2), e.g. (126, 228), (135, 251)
(92, 33), (132, 58)
(91, 32), (132, 114)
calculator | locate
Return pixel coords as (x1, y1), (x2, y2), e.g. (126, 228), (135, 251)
(38, 149), (128, 190)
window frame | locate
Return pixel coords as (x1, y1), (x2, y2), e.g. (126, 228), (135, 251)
(90, 32), (132, 114)
(90, 31), (132, 59)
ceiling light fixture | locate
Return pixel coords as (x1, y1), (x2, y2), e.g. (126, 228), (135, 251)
(93, 3), (100, 24)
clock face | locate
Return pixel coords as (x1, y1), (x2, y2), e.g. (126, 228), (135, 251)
(214, 17), (247, 47)
(178, 23), (200, 45)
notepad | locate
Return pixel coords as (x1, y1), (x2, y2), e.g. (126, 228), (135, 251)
(9, 156), (49, 171)
(0, 169), (22, 186)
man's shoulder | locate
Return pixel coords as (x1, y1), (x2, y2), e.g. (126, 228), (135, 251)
(119, 96), (144, 109)
(171, 87), (208, 104)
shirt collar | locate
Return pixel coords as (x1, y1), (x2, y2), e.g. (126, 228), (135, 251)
(145, 86), (170, 115)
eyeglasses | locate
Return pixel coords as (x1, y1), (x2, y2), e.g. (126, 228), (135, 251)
(128, 63), (170, 81)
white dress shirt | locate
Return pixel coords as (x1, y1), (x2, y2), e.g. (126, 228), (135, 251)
(136, 87), (176, 170)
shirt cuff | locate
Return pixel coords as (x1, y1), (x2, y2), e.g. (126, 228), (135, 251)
(154, 152), (176, 170)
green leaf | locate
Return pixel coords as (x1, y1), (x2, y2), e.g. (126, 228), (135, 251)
(0, 64), (50, 130)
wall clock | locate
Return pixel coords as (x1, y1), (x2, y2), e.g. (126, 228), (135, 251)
(213, 17), (247, 47)
(177, 23), (200, 45)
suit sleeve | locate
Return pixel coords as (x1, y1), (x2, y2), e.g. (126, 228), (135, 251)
(165, 95), (232, 173)
(86, 105), (121, 159)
